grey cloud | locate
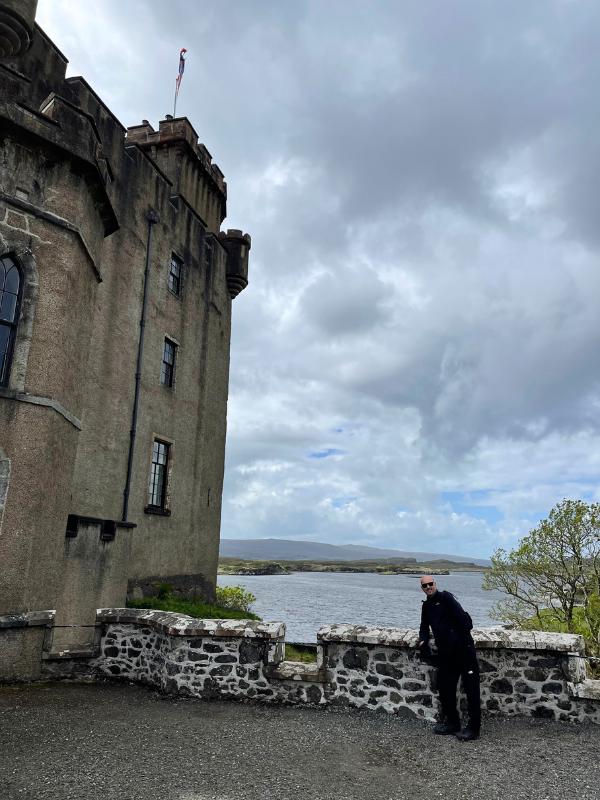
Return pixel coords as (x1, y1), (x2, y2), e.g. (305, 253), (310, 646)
(36, 0), (600, 557)
(301, 268), (390, 336)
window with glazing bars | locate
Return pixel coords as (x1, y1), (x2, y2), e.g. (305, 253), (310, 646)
(168, 254), (182, 295)
(0, 255), (21, 386)
(148, 439), (170, 509)
(160, 338), (176, 387)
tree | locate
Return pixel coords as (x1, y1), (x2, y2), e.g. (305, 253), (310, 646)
(483, 499), (600, 654)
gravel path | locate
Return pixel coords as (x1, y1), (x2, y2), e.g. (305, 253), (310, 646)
(0, 682), (598, 800)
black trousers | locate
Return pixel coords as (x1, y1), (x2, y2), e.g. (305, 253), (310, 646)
(437, 646), (481, 732)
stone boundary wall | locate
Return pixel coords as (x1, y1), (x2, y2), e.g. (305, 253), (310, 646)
(1, 608), (598, 722)
(319, 624), (599, 724)
(0, 610), (54, 681)
(89, 609), (600, 724)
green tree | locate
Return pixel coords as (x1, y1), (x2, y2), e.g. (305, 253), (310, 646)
(483, 499), (600, 654)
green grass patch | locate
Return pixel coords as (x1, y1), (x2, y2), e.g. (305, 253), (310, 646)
(285, 644), (317, 663)
(127, 595), (261, 621)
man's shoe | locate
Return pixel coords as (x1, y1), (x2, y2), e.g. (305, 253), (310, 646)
(434, 722), (460, 735)
(456, 726), (479, 741)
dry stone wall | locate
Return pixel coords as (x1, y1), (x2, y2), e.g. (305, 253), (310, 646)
(90, 609), (600, 725)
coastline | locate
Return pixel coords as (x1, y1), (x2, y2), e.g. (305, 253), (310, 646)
(217, 559), (486, 577)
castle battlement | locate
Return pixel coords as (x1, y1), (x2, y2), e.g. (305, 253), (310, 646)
(126, 116), (228, 230)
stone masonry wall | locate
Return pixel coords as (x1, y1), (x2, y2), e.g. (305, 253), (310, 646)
(319, 624), (599, 724)
(90, 610), (600, 725)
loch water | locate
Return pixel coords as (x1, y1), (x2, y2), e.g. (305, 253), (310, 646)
(217, 571), (504, 642)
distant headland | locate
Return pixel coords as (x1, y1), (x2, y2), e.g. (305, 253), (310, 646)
(217, 558), (469, 576)
(218, 538), (488, 576)
(219, 537), (489, 572)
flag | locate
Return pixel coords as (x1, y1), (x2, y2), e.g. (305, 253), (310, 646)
(175, 48), (187, 97)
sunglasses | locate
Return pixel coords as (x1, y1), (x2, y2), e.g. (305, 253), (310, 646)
(421, 582), (434, 588)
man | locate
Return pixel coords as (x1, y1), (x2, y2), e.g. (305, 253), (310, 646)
(417, 575), (481, 741)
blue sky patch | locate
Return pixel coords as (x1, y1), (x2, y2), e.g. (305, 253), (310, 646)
(309, 448), (345, 459)
(331, 495), (357, 508)
(440, 490), (503, 523)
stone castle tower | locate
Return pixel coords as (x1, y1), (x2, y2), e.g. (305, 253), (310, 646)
(0, 0), (250, 674)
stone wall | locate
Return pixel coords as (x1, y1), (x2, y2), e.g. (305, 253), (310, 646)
(0, 610), (54, 681)
(319, 624), (599, 724)
(89, 610), (600, 725)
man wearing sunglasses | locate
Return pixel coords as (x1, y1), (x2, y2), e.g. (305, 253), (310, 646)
(417, 575), (481, 741)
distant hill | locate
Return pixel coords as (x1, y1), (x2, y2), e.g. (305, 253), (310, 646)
(219, 538), (490, 566)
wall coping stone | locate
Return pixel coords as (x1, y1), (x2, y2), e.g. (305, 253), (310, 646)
(472, 628), (584, 653)
(0, 610), (55, 628)
(568, 680), (600, 701)
(317, 624), (585, 654)
(96, 608), (285, 640)
(268, 661), (326, 683)
(317, 625), (419, 647)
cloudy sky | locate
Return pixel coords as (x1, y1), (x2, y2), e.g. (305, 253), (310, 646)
(37, 1), (600, 558)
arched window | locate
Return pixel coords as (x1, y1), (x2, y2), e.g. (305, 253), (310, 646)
(0, 255), (21, 386)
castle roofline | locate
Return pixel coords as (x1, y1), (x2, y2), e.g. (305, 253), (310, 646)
(34, 22), (68, 65)
(65, 76), (127, 133)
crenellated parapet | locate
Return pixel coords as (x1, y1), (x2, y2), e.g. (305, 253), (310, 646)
(126, 116), (228, 231)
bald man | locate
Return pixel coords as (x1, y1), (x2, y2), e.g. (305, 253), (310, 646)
(417, 575), (481, 741)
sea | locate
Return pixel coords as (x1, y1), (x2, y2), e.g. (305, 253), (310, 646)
(217, 571), (505, 643)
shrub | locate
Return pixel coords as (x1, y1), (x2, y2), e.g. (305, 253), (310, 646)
(215, 585), (257, 612)
(157, 583), (173, 600)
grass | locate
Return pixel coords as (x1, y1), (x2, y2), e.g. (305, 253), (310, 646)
(285, 644), (318, 663)
(127, 595), (261, 621)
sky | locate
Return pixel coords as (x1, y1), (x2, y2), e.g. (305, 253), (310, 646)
(36, 0), (600, 559)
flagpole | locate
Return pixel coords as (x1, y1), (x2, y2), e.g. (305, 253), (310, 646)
(173, 47), (187, 119)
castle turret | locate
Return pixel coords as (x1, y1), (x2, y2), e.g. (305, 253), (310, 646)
(219, 229), (251, 298)
(126, 116), (228, 233)
(0, 0), (37, 58)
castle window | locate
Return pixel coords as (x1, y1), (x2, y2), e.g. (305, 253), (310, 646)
(147, 439), (170, 510)
(160, 338), (177, 387)
(168, 254), (182, 296)
(0, 255), (21, 387)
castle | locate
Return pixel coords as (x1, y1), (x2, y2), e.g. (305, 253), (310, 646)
(0, 0), (250, 670)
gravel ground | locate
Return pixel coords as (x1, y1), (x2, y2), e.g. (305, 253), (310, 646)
(0, 682), (598, 800)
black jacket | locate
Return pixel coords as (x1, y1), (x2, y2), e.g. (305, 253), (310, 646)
(419, 590), (473, 657)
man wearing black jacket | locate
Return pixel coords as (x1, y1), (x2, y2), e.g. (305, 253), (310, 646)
(417, 575), (481, 741)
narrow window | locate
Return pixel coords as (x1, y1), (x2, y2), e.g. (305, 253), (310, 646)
(148, 439), (170, 510)
(0, 255), (21, 386)
(168, 254), (182, 296)
(160, 338), (176, 387)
